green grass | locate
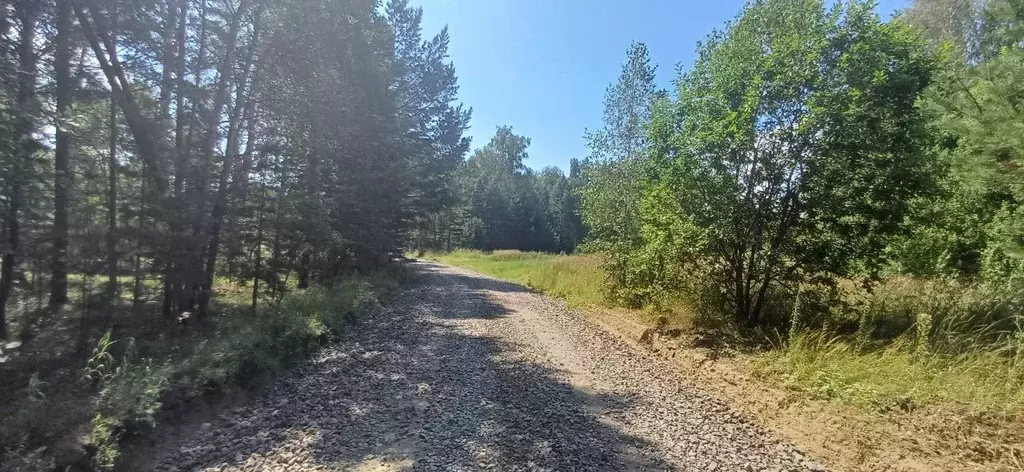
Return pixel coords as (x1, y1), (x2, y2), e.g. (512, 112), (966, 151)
(755, 333), (1024, 417)
(756, 277), (1024, 419)
(424, 249), (608, 308)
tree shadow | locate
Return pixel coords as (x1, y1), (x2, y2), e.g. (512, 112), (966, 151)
(145, 261), (674, 471)
(414, 260), (535, 296)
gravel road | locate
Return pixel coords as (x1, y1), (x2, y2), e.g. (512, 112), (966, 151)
(152, 261), (825, 472)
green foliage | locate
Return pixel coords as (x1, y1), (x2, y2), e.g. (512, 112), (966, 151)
(177, 272), (393, 394)
(0, 267), (401, 470)
(579, 42), (661, 275)
(75, 331), (169, 470)
(388, 0), (472, 220)
(84, 334), (169, 429)
(896, 0), (1024, 283)
(755, 272), (1024, 420)
(420, 127), (584, 254)
(89, 414), (120, 471)
(758, 328), (1024, 417)
(614, 0), (937, 327)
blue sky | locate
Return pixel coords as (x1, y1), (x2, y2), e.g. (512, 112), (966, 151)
(413, 0), (909, 172)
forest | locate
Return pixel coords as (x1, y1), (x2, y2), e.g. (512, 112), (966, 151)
(1, 0), (467, 467)
(2, 0), (1024, 469)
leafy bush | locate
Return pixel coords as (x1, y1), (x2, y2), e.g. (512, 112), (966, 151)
(179, 273), (391, 393)
(79, 331), (170, 469)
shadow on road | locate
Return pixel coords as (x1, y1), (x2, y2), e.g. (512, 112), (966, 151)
(415, 260), (536, 296)
(149, 261), (670, 471)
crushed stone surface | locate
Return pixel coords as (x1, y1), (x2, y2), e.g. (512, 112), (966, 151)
(152, 261), (825, 472)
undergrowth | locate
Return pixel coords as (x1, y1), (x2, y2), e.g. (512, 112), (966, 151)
(756, 332), (1024, 417)
(754, 277), (1024, 420)
(0, 264), (407, 470)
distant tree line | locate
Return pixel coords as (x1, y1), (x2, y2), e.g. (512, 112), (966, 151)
(413, 126), (585, 254)
(0, 0), (469, 338)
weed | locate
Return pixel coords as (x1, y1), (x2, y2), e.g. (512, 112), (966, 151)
(89, 414), (119, 470)
(757, 331), (1024, 417)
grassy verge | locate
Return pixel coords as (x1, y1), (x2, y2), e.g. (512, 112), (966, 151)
(0, 264), (409, 471)
(426, 249), (1024, 471)
(424, 249), (607, 308)
(756, 333), (1024, 417)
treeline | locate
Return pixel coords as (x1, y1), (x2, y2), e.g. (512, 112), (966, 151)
(580, 0), (1024, 331)
(413, 126), (585, 254)
(0, 0), (469, 338)
(410, 44), (662, 255)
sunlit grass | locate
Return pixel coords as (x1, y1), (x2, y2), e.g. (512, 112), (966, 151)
(755, 332), (1024, 418)
(423, 249), (607, 308)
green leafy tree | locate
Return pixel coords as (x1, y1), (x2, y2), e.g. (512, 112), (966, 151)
(920, 0), (1024, 286)
(634, 0), (937, 325)
(578, 42), (661, 296)
(435, 126), (581, 253)
(903, 0), (988, 60)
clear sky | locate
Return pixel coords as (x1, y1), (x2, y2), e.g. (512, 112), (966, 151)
(413, 0), (909, 172)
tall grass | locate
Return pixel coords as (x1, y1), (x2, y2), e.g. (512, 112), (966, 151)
(424, 250), (607, 307)
(757, 332), (1024, 416)
(760, 277), (1024, 418)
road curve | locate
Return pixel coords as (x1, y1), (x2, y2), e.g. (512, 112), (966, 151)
(152, 261), (824, 472)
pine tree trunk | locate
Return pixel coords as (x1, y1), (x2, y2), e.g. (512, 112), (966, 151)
(1, 1), (39, 339)
(297, 250), (310, 289)
(133, 163), (147, 312)
(201, 9), (261, 317)
(163, 0), (189, 316)
(0, 0), (8, 39)
(158, 0), (177, 117)
(106, 96), (119, 299)
(193, 0), (249, 319)
(223, 90), (259, 283)
(270, 190), (284, 298)
(104, 2), (119, 300)
(251, 198), (265, 312)
(51, 0), (73, 307)
(76, 2), (176, 316)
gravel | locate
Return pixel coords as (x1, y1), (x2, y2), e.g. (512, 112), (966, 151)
(151, 261), (825, 472)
